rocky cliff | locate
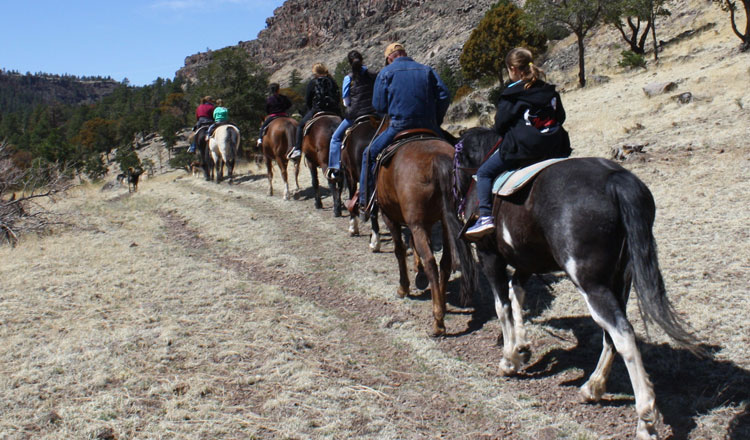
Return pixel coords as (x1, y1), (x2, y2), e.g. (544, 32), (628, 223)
(177, 0), (496, 84)
(0, 73), (120, 113)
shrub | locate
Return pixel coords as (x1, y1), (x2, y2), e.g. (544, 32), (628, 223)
(618, 50), (647, 69)
(454, 85), (474, 102)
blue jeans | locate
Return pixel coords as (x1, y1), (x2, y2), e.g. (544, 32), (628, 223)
(476, 150), (518, 217)
(359, 125), (399, 206)
(328, 118), (352, 170)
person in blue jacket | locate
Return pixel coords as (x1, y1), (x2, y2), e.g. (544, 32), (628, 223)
(465, 47), (571, 239)
(355, 42), (450, 216)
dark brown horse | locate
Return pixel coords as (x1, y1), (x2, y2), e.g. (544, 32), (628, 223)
(376, 135), (477, 336)
(301, 113), (343, 211)
(261, 117), (300, 200)
(339, 115), (382, 250)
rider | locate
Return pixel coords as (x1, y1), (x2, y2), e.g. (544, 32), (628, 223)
(188, 96), (215, 153)
(206, 98), (229, 139)
(325, 50), (378, 181)
(465, 47), (571, 239)
(257, 83), (292, 147)
(288, 63), (341, 161)
(354, 42), (450, 216)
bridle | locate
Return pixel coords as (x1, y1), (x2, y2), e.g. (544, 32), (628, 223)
(452, 136), (502, 218)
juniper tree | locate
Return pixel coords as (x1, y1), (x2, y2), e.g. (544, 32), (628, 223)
(460, 0), (546, 85)
(525, 0), (607, 87)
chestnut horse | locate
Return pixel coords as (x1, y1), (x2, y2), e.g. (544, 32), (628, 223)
(261, 117), (300, 200)
(455, 127), (704, 439)
(301, 113), (343, 212)
(376, 135), (477, 336)
(339, 115), (382, 250)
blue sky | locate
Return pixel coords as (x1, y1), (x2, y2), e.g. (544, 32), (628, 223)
(1, 0), (285, 86)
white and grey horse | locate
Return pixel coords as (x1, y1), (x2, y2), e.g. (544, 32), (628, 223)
(208, 124), (241, 183)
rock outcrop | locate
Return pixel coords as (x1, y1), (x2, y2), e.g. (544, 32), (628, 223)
(177, 0), (496, 84)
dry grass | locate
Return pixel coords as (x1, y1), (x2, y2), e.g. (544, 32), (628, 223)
(1, 1), (749, 438)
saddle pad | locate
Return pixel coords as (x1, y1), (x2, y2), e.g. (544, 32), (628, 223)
(492, 158), (569, 196)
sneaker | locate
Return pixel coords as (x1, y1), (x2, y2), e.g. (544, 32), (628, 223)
(256, 138), (262, 147)
(465, 216), (495, 239)
(287, 149), (301, 160)
(187, 145), (196, 154)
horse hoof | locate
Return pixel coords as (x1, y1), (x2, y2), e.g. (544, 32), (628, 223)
(580, 381), (605, 403)
(430, 327), (446, 338)
(415, 271), (428, 290)
(499, 358), (519, 376)
(396, 286), (409, 298)
(518, 345), (531, 364)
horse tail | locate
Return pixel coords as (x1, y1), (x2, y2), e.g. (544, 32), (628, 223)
(436, 153), (478, 306)
(608, 170), (705, 356)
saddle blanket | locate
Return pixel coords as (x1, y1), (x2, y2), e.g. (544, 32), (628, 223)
(491, 158), (569, 196)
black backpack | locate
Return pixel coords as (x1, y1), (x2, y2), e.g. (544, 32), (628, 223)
(313, 76), (336, 110)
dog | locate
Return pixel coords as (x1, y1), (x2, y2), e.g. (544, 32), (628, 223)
(127, 167), (144, 193)
(116, 173), (127, 185)
(190, 160), (202, 177)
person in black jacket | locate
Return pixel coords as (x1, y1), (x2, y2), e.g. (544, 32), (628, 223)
(325, 50), (377, 181)
(257, 83), (293, 147)
(466, 47), (571, 239)
(288, 63), (341, 160)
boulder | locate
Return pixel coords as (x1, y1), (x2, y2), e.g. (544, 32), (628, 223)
(643, 81), (678, 97)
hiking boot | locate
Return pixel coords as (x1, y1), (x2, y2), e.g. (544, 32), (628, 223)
(465, 216), (495, 239)
(287, 149), (301, 160)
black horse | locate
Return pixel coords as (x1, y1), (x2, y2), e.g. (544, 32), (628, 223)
(455, 127), (703, 440)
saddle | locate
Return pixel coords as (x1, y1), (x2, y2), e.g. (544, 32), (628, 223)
(303, 111), (339, 136)
(207, 122), (238, 140)
(342, 114), (380, 150)
(490, 158), (569, 196)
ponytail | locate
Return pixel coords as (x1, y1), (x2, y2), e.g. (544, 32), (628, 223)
(505, 47), (546, 89)
(347, 50), (364, 80)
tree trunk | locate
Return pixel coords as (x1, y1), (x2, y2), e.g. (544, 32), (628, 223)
(577, 33), (586, 87)
(651, 10), (659, 61)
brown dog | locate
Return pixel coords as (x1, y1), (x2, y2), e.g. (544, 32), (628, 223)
(190, 161), (202, 177)
(127, 167), (144, 192)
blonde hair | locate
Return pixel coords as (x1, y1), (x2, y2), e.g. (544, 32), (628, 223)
(505, 47), (545, 89)
(312, 63), (329, 76)
(215, 99), (224, 106)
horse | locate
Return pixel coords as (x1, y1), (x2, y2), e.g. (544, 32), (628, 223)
(207, 124), (241, 184)
(339, 115), (382, 250)
(300, 113), (343, 212)
(261, 117), (300, 200)
(127, 167), (143, 192)
(193, 126), (214, 181)
(375, 133), (477, 337)
(454, 127), (704, 440)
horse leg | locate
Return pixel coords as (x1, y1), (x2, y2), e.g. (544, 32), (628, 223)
(329, 176), (342, 217)
(438, 224), (454, 302)
(265, 157), (274, 196)
(411, 232), (428, 290)
(410, 225), (444, 336)
(510, 273), (531, 356)
(293, 161), (300, 191)
(382, 214), (409, 299)
(310, 164), (322, 209)
(477, 247), (520, 375)
(369, 205), (381, 252)
(227, 158), (235, 184)
(579, 285), (659, 440)
(279, 160), (290, 200)
(581, 331), (616, 403)
(347, 179), (359, 236)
